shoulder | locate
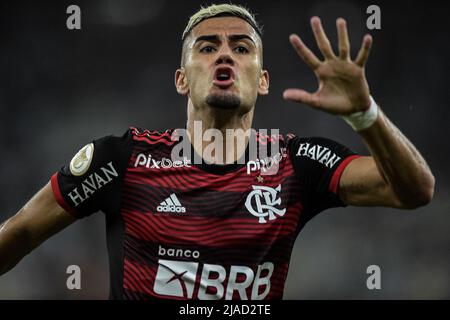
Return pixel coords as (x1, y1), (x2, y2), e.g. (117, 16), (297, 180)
(286, 133), (354, 156)
(129, 127), (178, 146)
(93, 127), (178, 151)
(286, 133), (359, 173)
(66, 127), (142, 178)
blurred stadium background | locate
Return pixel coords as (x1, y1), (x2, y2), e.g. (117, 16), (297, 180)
(1, 0), (449, 299)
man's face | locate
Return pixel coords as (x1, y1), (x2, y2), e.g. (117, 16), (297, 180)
(176, 17), (269, 113)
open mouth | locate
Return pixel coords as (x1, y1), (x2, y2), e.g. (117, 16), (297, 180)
(213, 67), (235, 88)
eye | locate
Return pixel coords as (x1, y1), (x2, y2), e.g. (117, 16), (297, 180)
(200, 46), (216, 53)
(234, 46), (249, 54)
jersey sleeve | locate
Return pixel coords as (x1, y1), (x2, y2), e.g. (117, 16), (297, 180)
(287, 134), (361, 219)
(50, 129), (133, 219)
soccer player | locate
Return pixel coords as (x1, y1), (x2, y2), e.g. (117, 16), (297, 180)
(0, 4), (434, 300)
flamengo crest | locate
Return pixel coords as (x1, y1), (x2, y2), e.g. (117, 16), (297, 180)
(245, 185), (286, 223)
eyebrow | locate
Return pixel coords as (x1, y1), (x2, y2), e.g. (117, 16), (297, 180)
(194, 34), (256, 45)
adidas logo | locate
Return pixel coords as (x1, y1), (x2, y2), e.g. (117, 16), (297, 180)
(157, 194), (186, 213)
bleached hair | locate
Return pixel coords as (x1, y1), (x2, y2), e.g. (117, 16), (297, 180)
(182, 3), (263, 41)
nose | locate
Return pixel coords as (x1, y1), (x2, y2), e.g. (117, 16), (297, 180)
(215, 49), (234, 66)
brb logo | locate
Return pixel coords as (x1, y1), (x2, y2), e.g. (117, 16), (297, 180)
(245, 185), (286, 223)
(153, 246), (274, 300)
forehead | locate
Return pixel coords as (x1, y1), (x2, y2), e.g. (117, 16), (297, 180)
(190, 16), (258, 41)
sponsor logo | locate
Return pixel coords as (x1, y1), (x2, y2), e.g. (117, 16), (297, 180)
(153, 259), (274, 300)
(157, 194), (186, 213)
(154, 260), (199, 299)
(68, 162), (118, 207)
(158, 245), (200, 259)
(246, 152), (285, 176)
(296, 143), (341, 168)
(69, 143), (94, 176)
(134, 153), (191, 169)
(245, 185), (286, 224)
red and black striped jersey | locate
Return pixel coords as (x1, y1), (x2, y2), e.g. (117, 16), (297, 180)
(51, 127), (360, 300)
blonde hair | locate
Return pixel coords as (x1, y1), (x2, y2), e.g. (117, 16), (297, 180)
(182, 3), (263, 41)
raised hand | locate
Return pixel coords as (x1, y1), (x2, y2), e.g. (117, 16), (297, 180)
(283, 17), (373, 115)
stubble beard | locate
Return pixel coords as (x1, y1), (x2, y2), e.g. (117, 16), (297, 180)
(205, 91), (241, 110)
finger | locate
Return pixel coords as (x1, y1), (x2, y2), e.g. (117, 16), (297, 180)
(289, 34), (321, 70)
(283, 89), (320, 108)
(310, 16), (336, 60)
(355, 34), (373, 67)
(336, 18), (350, 60)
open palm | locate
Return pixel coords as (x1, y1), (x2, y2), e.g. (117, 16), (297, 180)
(284, 17), (373, 115)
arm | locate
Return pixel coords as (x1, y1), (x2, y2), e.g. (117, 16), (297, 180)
(339, 111), (434, 209)
(0, 130), (132, 277)
(0, 182), (76, 275)
(283, 17), (435, 209)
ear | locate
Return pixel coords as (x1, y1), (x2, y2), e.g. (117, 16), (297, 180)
(257, 69), (270, 95)
(175, 68), (189, 95)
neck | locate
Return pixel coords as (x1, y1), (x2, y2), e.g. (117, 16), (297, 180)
(186, 99), (254, 165)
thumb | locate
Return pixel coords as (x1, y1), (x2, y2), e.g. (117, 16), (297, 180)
(283, 89), (319, 107)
